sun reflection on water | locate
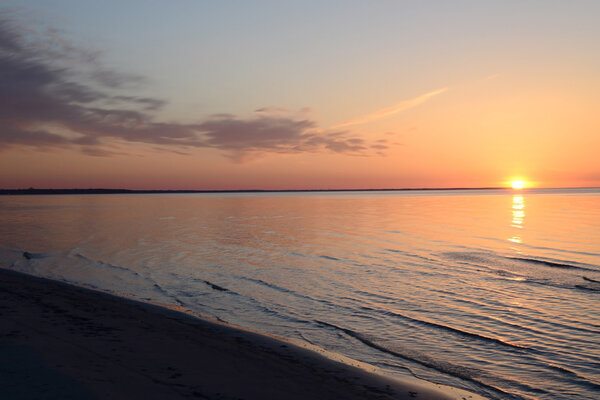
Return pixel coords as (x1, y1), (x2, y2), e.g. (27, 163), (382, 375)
(508, 195), (525, 244)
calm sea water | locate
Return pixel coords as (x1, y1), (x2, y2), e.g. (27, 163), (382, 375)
(1, 189), (599, 399)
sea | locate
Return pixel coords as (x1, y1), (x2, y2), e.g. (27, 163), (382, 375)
(0, 189), (598, 399)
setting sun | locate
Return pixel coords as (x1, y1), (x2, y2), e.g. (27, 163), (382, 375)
(511, 180), (526, 190)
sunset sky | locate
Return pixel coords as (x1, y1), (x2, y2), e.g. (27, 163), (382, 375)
(1, 1), (599, 190)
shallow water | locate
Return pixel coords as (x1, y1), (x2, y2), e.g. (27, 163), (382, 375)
(1, 189), (599, 399)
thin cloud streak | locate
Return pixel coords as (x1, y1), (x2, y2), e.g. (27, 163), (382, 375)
(332, 87), (448, 129)
(482, 73), (500, 81)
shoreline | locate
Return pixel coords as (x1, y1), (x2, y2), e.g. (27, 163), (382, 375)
(1, 186), (599, 195)
(1, 187), (506, 195)
(0, 267), (486, 399)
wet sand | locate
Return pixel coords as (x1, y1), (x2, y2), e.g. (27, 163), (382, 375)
(0, 268), (485, 399)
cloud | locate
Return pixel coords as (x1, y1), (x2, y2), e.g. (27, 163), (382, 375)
(0, 13), (385, 161)
(91, 69), (147, 89)
(196, 115), (368, 162)
(111, 96), (167, 111)
(199, 116), (314, 150)
(332, 87), (448, 129)
(254, 106), (312, 116)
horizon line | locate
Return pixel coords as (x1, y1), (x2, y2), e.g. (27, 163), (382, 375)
(1, 186), (598, 195)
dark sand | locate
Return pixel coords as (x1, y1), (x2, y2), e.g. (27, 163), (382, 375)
(0, 268), (485, 399)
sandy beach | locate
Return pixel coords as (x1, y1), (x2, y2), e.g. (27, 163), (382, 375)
(0, 267), (485, 400)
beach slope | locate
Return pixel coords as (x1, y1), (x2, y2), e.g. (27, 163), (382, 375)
(0, 268), (484, 400)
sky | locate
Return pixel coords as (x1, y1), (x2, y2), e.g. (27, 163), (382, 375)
(1, 1), (599, 190)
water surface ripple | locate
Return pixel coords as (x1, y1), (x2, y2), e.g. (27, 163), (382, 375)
(1, 189), (599, 399)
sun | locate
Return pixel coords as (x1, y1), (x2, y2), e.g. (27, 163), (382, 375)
(511, 180), (526, 190)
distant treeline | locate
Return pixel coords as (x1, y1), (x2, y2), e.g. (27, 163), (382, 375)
(0, 187), (505, 195)
(0, 188), (142, 195)
(0, 188), (253, 195)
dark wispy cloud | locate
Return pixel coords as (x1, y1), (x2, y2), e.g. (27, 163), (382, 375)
(0, 13), (384, 161)
(195, 115), (370, 161)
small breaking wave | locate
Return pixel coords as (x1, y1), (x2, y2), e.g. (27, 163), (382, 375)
(188, 277), (239, 295)
(152, 283), (185, 306)
(319, 255), (340, 261)
(72, 253), (187, 307)
(441, 251), (598, 273)
(583, 276), (600, 284)
(315, 320), (481, 381)
(360, 306), (531, 351)
(385, 248), (404, 254)
(236, 276), (321, 304)
(203, 280), (229, 292)
(545, 364), (600, 390)
(22, 251), (47, 260)
(507, 257), (596, 272)
(575, 285), (600, 292)
(315, 320), (527, 399)
(288, 252), (341, 262)
(239, 276), (297, 295)
(73, 253), (143, 276)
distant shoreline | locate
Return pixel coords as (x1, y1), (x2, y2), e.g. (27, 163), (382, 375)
(0, 187), (505, 195)
(0, 187), (598, 195)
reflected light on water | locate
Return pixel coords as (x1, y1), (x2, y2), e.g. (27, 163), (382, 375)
(1, 190), (599, 400)
(509, 195), (525, 244)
